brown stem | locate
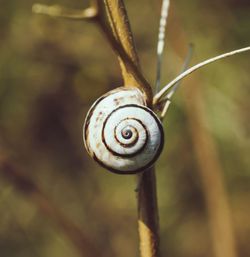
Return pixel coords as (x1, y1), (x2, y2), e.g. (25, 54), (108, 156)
(0, 156), (101, 257)
(96, 0), (153, 105)
(99, 1), (159, 256)
(137, 167), (160, 257)
(104, 0), (140, 78)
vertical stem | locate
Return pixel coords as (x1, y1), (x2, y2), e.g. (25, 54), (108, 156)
(137, 167), (160, 257)
(105, 0), (140, 85)
(103, 1), (160, 256)
(100, 0), (153, 104)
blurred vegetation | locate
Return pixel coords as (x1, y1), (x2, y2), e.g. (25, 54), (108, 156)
(0, 0), (250, 257)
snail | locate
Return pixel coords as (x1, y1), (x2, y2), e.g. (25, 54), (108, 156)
(83, 87), (164, 174)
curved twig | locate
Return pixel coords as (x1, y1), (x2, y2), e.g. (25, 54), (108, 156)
(154, 46), (250, 105)
(160, 43), (194, 119)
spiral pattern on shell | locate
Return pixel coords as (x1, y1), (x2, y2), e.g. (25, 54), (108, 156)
(83, 87), (164, 174)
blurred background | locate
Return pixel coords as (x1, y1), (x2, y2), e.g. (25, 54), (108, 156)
(0, 0), (250, 257)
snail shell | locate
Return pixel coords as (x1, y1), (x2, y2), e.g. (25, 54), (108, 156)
(83, 87), (164, 174)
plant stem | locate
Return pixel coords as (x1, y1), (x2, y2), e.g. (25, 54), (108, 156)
(137, 167), (160, 257)
(98, 0), (153, 104)
(102, 1), (160, 256)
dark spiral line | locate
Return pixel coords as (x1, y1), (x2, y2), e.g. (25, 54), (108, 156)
(114, 122), (139, 148)
(84, 102), (165, 174)
(101, 106), (149, 158)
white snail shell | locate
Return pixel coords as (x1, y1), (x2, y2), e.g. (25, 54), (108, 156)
(83, 87), (164, 174)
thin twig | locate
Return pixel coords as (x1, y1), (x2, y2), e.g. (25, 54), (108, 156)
(154, 46), (250, 105)
(160, 43), (194, 119)
(32, 4), (97, 19)
(155, 0), (170, 93)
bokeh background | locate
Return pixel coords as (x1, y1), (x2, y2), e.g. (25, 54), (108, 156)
(0, 0), (250, 257)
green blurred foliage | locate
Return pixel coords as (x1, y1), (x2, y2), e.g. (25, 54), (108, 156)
(0, 0), (250, 257)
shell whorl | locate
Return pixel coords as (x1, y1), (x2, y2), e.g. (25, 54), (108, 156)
(83, 87), (164, 174)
